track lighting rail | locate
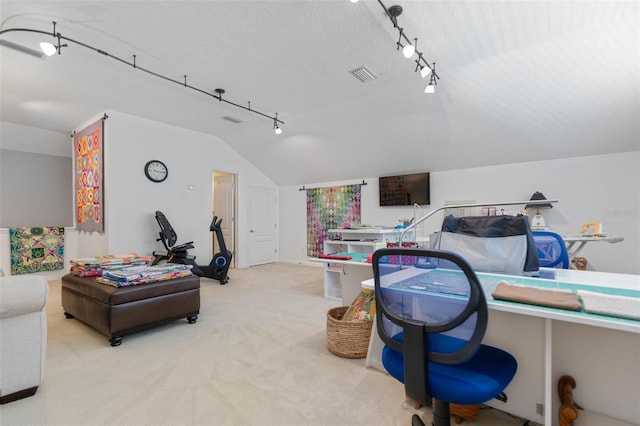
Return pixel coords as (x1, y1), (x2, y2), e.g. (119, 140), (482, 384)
(0, 23), (284, 128)
(374, 0), (440, 90)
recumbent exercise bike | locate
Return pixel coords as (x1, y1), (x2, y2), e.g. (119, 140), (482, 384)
(151, 210), (232, 284)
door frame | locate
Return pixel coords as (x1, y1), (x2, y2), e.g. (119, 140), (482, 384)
(211, 170), (237, 269)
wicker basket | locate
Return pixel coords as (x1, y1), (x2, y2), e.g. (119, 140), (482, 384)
(326, 306), (373, 359)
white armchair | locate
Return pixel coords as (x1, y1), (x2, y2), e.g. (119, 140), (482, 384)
(0, 275), (49, 404)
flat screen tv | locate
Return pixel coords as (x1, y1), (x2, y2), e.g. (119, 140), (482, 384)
(379, 172), (430, 206)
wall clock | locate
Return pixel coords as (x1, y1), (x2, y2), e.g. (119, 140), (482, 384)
(144, 160), (168, 183)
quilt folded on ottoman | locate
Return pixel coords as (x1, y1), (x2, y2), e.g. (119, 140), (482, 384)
(98, 264), (192, 287)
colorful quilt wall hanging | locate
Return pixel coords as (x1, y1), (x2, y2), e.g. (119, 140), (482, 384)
(74, 117), (104, 233)
(306, 184), (361, 257)
(10, 227), (65, 275)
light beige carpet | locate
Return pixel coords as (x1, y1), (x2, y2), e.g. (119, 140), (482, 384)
(0, 263), (533, 426)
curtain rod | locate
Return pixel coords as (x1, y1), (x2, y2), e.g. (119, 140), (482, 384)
(69, 113), (108, 138)
(299, 180), (368, 191)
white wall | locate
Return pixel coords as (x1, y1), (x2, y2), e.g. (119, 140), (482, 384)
(0, 121), (70, 157)
(0, 150), (73, 227)
(96, 111), (277, 267)
(0, 121), (72, 227)
(279, 151), (640, 275)
(3, 116), (637, 274)
(0, 115), (277, 269)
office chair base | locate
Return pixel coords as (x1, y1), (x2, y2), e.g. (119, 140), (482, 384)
(412, 413), (425, 426)
(432, 399), (451, 426)
(410, 401), (452, 426)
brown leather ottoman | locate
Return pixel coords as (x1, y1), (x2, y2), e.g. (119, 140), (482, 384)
(61, 274), (200, 346)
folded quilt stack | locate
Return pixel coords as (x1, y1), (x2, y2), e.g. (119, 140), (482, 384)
(69, 253), (192, 287)
(70, 253), (152, 277)
(492, 280), (640, 321)
(97, 263), (192, 287)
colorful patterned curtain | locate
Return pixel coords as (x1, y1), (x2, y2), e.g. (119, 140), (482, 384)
(74, 118), (104, 232)
(306, 184), (361, 257)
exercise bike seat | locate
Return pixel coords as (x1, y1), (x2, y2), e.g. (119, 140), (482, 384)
(154, 211), (194, 255)
(170, 242), (194, 251)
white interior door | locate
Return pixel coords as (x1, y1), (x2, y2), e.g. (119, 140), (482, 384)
(212, 172), (235, 268)
(248, 186), (276, 266)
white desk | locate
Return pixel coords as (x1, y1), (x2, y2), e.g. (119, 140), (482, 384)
(310, 256), (373, 305)
(562, 235), (624, 261)
(362, 268), (640, 426)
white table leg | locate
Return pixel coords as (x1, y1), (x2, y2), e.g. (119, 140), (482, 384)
(544, 318), (553, 426)
(365, 319), (386, 372)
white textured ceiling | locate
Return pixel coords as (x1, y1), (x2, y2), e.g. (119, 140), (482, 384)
(1, 1), (638, 186)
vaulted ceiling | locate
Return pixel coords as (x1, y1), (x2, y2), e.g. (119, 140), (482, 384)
(1, 1), (638, 186)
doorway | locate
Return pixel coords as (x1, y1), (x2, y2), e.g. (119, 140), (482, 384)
(248, 186), (277, 266)
(211, 171), (236, 269)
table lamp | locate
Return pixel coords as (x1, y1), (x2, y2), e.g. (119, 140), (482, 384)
(525, 191), (553, 229)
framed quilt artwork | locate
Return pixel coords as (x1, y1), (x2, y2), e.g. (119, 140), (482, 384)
(306, 184), (361, 257)
(10, 227), (65, 275)
(74, 118), (104, 232)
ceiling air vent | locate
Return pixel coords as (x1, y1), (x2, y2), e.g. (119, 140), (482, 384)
(222, 116), (243, 124)
(349, 65), (377, 83)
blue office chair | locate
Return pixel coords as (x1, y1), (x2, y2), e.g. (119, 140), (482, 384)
(532, 231), (569, 269)
(372, 248), (518, 426)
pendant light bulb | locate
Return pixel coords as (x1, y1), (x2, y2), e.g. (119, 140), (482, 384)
(273, 114), (283, 135)
(425, 65), (437, 93)
(40, 42), (57, 56)
(420, 66), (432, 79)
(402, 43), (415, 59)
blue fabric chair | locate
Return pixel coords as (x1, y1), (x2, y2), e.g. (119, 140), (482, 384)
(532, 231), (570, 269)
(372, 248), (518, 426)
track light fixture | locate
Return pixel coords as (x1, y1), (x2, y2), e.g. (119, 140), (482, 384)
(39, 41), (56, 56)
(424, 82), (435, 94)
(368, 1), (441, 93)
(0, 21), (284, 131)
(420, 64), (431, 79)
(36, 22), (67, 56)
(273, 113), (282, 135)
(425, 65), (437, 93)
(402, 38), (416, 59)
